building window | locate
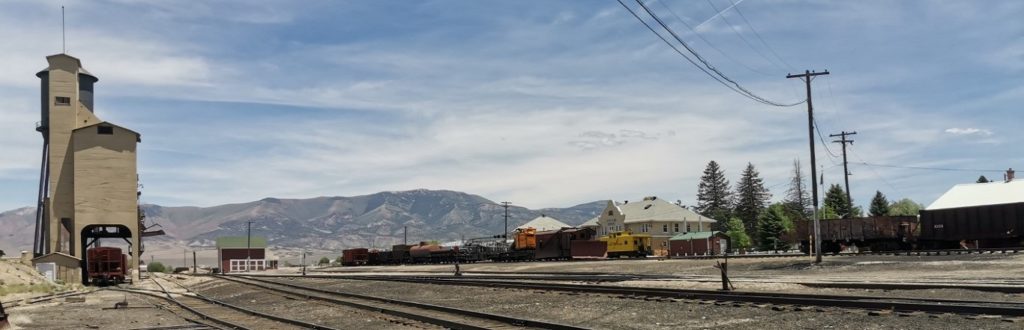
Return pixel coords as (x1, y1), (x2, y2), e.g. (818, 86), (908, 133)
(674, 223), (679, 232)
(608, 211), (613, 216)
(55, 96), (71, 106)
(686, 223), (692, 232)
(662, 224), (668, 232)
(97, 126), (114, 135)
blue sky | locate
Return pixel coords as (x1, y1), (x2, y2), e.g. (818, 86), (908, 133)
(0, 0), (1020, 211)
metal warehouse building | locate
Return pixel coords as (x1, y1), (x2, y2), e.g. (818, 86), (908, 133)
(216, 236), (278, 273)
(920, 169), (1023, 248)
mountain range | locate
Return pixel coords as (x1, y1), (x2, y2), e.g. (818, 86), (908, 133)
(0, 189), (607, 253)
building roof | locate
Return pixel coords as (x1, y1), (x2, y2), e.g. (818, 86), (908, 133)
(670, 231), (726, 240)
(73, 121), (142, 142)
(216, 236), (268, 249)
(926, 180), (1024, 210)
(516, 215), (570, 231)
(580, 217), (599, 228)
(618, 197), (717, 224)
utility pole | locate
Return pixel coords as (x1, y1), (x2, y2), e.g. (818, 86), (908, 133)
(403, 226), (407, 245)
(787, 69), (830, 264)
(192, 250), (197, 274)
(246, 220), (253, 272)
(830, 131), (857, 214)
(500, 202), (512, 242)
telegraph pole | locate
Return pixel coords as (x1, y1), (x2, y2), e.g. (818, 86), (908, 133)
(500, 202), (512, 241)
(787, 69), (829, 263)
(830, 131), (857, 213)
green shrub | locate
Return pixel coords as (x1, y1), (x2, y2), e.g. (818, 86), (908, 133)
(147, 261), (167, 273)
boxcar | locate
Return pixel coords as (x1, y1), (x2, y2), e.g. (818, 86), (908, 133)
(86, 247), (126, 285)
(341, 248), (369, 266)
(535, 227), (602, 260)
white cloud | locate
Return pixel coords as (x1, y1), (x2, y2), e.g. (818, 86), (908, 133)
(944, 127), (993, 136)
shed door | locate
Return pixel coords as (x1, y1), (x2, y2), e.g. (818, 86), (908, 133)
(719, 238), (727, 254)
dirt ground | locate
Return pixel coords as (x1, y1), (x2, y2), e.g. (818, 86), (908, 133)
(4, 289), (201, 330)
(0, 259), (76, 302)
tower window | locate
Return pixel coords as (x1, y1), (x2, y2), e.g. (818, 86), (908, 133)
(97, 126), (114, 135)
(55, 96), (71, 106)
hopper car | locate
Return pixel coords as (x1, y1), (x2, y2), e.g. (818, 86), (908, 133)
(86, 246), (127, 285)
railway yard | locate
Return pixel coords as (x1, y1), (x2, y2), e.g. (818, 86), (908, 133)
(4, 253), (1024, 329)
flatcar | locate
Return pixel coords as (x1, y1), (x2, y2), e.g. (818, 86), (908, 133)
(601, 231), (651, 258)
(86, 246), (127, 285)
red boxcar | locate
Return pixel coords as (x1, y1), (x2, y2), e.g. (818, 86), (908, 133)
(87, 247), (126, 285)
(342, 248), (369, 266)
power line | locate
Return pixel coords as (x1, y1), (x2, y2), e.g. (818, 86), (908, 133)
(813, 118), (841, 161)
(854, 162), (1006, 173)
(726, 0), (796, 71)
(703, 0), (786, 72)
(849, 150), (902, 196)
(619, 0), (805, 107)
(653, 0), (775, 77)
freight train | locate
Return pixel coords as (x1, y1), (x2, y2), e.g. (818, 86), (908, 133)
(340, 227), (650, 266)
(86, 246), (127, 285)
(795, 211), (1024, 253)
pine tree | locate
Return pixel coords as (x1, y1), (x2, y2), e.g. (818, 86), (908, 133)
(869, 191), (890, 216)
(724, 216), (751, 250)
(733, 163), (771, 238)
(977, 175), (990, 183)
(823, 183), (852, 218)
(696, 161), (732, 229)
(758, 203), (789, 251)
(783, 159), (811, 221)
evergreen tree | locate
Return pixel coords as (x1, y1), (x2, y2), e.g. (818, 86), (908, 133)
(696, 160), (733, 229)
(869, 191), (890, 216)
(318, 257), (330, 265)
(758, 203), (789, 251)
(977, 175), (990, 183)
(733, 163), (771, 238)
(724, 217), (751, 250)
(888, 198), (923, 216)
(783, 159), (811, 221)
(823, 184), (852, 218)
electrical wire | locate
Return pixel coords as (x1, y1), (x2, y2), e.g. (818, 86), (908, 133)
(619, 0), (805, 107)
(726, 0), (796, 71)
(813, 118), (841, 161)
(849, 150), (903, 196)
(854, 162), (1006, 173)
(635, 0), (803, 107)
(653, 0), (775, 77)
(704, 0), (786, 72)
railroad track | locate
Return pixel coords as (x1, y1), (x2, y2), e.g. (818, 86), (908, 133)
(140, 276), (331, 330)
(219, 275), (587, 330)
(0, 290), (95, 308)
(278, 274), (1024, 317)
(259, 272), (1024, 294)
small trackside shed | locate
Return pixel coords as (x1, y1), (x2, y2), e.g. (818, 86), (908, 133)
(920, 170), (1024, 248)
(216, 236), (277, 273)
(669, 231), (728, 256)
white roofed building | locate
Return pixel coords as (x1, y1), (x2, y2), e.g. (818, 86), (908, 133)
(516, 215), (570, 232)
(596, 196), (717, 256)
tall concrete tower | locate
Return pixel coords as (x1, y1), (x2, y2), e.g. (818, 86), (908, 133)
(33, 54), (144, 283)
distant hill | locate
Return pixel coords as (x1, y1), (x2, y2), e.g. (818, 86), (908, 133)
(0, 189), (606, 252)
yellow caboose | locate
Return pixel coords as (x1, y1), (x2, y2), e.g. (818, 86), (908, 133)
(600, 231), (652, 258)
